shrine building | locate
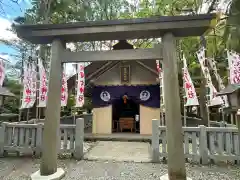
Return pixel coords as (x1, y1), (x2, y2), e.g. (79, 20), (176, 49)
(68, 40), (160, 135)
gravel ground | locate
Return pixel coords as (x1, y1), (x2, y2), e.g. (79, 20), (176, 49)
(0, 141), (239, 180)
(0, 158), (239, 180)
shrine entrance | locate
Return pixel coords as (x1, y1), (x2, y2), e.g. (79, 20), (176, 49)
(14, 13), (217, 179)
(112, 97), (140, 133)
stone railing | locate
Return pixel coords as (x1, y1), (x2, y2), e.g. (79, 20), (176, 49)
(151, 119), (240, 164)
(0, 118), (84, 160)
(16, 114), (93, 130)
(209, 120), (237, 128)
(160, 115), (237, 128)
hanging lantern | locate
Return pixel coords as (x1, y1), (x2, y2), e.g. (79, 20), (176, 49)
(123, 95), (128, 104)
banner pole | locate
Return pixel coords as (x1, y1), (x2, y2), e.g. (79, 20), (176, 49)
(158, 61), (165, 126)
(39, 107), (41, 121)
(226, 63), (233, 124)
(207, 105), (210, 127)
(18, 90), (23, 122)
(183, 105), (187, 127)
(26, 108), (29, 123)
(206, 84), (211, 127)
(228, 66), (234, 125)
(36, 86), (39, 123)
(182, 63), (186, 127)
(209, 57), (226, 124)
(35, 58), (39, 124)
(74, 63), (79, 121)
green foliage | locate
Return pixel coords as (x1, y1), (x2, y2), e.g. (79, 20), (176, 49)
(61, 94), (92, 115)
(224, 0), (240, 52)
(83, 97), (93, 111)
(4, 79), (22, 96)
(67, 94), (75, 108)
(3, 79), (22, 114)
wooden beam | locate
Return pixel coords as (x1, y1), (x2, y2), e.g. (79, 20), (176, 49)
(92, 61), (121, 82)
(14, 14), (216, 44)
(86, 61), (114, 80)
(61, 47), (163, 63)
(136, 61), (158, 75)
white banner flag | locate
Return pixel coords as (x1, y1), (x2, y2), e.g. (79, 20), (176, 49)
(75, 63), (85, 107)
(208, 58), (225, 89)
(182, 55), (199, 106)
(28, 63), (37, 108)
(20, 63), (32, 109)
(208, 58), (229, 107)
(0, 59), (5, 87)
(156, 60), (160, 73)
(227, 50), (240, 84)
(208, 83), (224, 106)
(38, 58), (48, 107)
(61, 66), (68, 107)
(196, 48), (223, 106)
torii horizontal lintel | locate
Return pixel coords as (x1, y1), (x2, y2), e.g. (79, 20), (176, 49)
(61, 46), (163, 63)
(14, 14), (217, 44)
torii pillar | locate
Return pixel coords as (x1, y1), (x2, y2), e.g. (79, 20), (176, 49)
(161, 33), (188, 180)
(31, 39), (66, 179)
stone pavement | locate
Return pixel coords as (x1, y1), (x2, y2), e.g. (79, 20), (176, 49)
(83, 141), (152, 162)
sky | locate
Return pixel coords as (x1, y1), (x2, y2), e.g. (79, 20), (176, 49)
(0, 0), (76, 78)
(0, 0), (31, 77)
(0, 0), (31, 51)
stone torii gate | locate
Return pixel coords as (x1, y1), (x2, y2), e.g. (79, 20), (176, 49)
(14, 14), (217, 180)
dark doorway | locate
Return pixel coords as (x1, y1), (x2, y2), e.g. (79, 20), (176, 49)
(112, 97), (140, 133)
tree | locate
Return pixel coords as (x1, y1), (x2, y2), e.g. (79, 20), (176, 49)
(2, 78), (22, 114)
(224, 0), (240, 52)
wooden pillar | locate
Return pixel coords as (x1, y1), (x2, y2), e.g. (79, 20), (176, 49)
(40, 39), (64, 175)
(162, 33), (186, 180)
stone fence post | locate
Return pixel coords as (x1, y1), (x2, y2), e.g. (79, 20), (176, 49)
(0, 123), (6, 157)
(151, 119), (160, 163)
(219, 121), (226, 127)
(74, 118), (84, 160)
(199, 125), (208, 165)
(35, 124), (43, 157)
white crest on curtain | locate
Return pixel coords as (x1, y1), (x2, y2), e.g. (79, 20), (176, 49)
(182, 55), (199, 106)
(75, 63), (85, 107)
(196, 48), (223, 106)
(38, 58), (48, 107)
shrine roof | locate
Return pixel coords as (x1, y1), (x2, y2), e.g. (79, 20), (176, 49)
(217, 84), (240, 96)
(13, 14), (217, 44)
(67, 60), (158, 97)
